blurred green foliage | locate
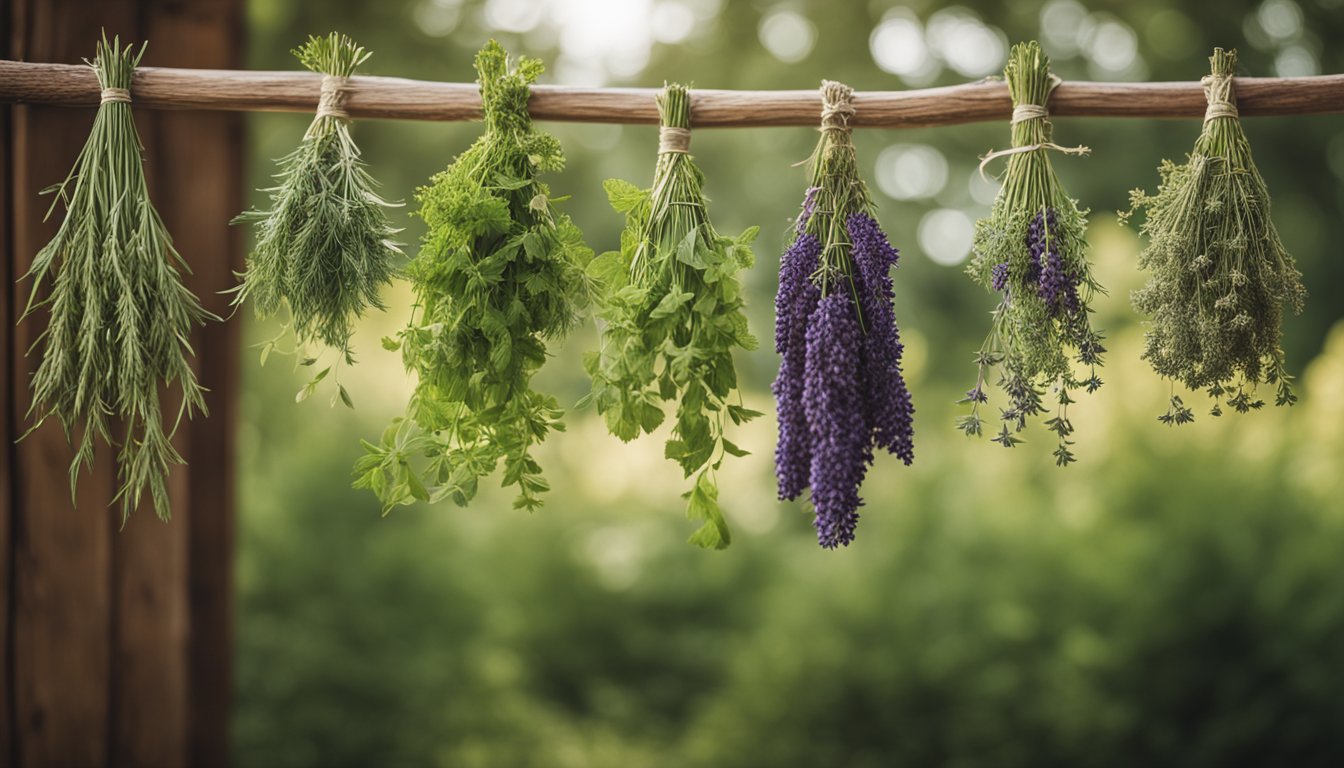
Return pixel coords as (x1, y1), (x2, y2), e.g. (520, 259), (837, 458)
(233, 1), (1344, 765)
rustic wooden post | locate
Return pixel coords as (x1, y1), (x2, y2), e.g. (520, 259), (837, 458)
(2, 1), (242, 766)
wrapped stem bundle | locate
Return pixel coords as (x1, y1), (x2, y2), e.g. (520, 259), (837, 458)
(961, 41), (1105, 466)
(233, 33), (401, 406)
(354, 41), (591, 513)
(1125, 48), (1306, 423)
(773, 81), (915, 549)
(21, 34), (216, 521)
(585, 84), (760, 550)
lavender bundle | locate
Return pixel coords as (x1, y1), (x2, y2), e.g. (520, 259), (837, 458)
(961, 41), (1105, 466)
(21, 35), (216, 521)
(585, 84), (760, 550)
(233, 33), (401, 407)
(773, 81), (914, 549)
(1124, 48), (1305, 423)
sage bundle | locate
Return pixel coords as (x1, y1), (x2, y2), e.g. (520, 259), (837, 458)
(960, 41), (1105, 466)
(1125, 48), (1306, 423)
(585, 84), (760, 550)
(21, 34), (216, 521)
(773, 81), (915, 549)
(233, 33), (401, 406)
(354, 41), (591, 513)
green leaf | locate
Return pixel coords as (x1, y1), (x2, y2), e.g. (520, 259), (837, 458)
(727, 404), (764, 425)
(675, 229), (708, 269)
(381, 335), (401, 351)
(685, 471), (730, 550)
(603, 178), (647, 213)
(721, 438), (749, 457)
(650, 290), (694, 320)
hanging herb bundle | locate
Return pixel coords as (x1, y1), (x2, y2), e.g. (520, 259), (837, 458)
(232, 33), (401, 407)
(584, 84), (761, 550)
(960, 41), (1105, 466)
(21, 34), (216, 521)
(1124, 48), (1305, 424)
(773, 81), (915, 549)
(353, 40), (591, 513)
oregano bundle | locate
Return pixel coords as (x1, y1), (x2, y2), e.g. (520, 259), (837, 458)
(960, 41), (1105, 466)
(354, 40), (591, 513)
(1124, 48), (1306, 424)
(233, 33), (401, 406)
(773, 81), (915, 549)
(585, 83), (761, 550)
(21, 34), (216, 521)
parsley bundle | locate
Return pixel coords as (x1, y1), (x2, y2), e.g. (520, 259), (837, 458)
(960, 41), (1105, 466)
(233, 33), (401, 406)
(21, 34), (216, 521)
(773, 81), (915, 549)
(354, 41), (591, 513)
(1124, 48), (1306, 424)
(585, 84), (760, 550)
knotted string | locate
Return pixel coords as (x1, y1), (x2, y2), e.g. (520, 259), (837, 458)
(819, 79), (855, 134)
(315, 74), (350, 120)
(1201, 69), (1239, 123)
(658, 126), (691, 154)
(978, 74), (1089, 180)
(100, 87), (131, 104)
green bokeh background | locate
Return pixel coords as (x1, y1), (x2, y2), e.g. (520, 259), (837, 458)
(232, 1), (1344, 765)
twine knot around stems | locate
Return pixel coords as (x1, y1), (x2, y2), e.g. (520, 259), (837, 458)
(819, 79), (855, 133)
(658, 125), (691, 154)
(100, 86), (131, 104)
(1201, 72), (1239, 123)
(978, 74), (1089, 181)
(315, 74), (351, 120)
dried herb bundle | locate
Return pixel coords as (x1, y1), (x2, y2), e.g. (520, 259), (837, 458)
(1124, 48), (1305, 423)
(773, 81), (915, 549)
(354, 41), (591, 513)
(233, 33), (401, 406)
(961, 41), (1105, 466)
(585, 84), (760, 550)
(22, 34), (216, 521)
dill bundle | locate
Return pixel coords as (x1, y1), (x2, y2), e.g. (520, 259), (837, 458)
(233, 33), (401, 406)
(585, 83), (761, 550)
(773, 81), (914, 549)
(21, 34), (216, 521)
(960, 41), (1105, 466)
(1125, 48), (1306, 424)
(354, 41), (591, 513)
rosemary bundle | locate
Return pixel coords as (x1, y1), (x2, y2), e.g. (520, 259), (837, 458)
(1125, 48), (1306, 423)
(773, 81), (915, 549)
(233, 33), (401, 406)
(960, 41), (1105, 466)
(585, 84), (760, 550)
(354, 41), (591, 513)
(22, 34), (216, 521)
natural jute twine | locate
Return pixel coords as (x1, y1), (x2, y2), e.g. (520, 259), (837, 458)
(1201, 70), (1239, 122)
(658, 126), (691, 154)
(100, 87), (131, 104)
(978, 74), (1089, 180)
(315, 74), (350, 120)
(819, 79), (855, 133)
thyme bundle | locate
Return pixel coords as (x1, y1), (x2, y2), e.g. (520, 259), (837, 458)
(585, 84), (760, 550)
(960, 41), (1105, 466)
(354, 41), (591, 513)
(773, 81), (915, 549)
(233, 33), (401, 406)
(21, 34), (216, 521)
(1124, 48), (1306, 423)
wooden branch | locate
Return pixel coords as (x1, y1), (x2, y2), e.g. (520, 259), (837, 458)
(2, 59), (1344, 127)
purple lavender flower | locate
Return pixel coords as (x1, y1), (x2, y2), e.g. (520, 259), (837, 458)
(803, 292), (869, 548)
(1031, 207), (1080, 317)
(796, 186), (820, 235)
(773, 232), (822, 501)
(846, 212), (915, 465)
(991, 262), (1009, 293)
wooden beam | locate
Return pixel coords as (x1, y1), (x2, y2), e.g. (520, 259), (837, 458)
(1, 58), (1343, 126)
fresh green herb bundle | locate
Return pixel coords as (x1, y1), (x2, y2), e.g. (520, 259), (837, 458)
(1124, 48), (1306, 424)
(585, 83), (760, 549)
(354, 41), (591, 513)
(233, 33), (401, 406)
(22, 34), (216, 521)
(961, 41), (1105, 466)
